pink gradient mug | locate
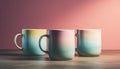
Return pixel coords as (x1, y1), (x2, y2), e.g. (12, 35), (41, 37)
(39, 29), (75, 60)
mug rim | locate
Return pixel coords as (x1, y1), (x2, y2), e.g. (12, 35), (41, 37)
(48, 29), (74, 31)
(22, 29), (46, 31)
(77, 29), (101, 31)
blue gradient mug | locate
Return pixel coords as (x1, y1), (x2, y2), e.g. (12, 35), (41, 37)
(39, 29), (75, 60)
(76, 29), (101, 56)
(14, 29), (47, 56)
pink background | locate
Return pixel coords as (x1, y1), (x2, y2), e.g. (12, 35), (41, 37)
(0, 0), (120, 50)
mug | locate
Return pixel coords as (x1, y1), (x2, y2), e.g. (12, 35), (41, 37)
(14, 29), (47, 56)
(76, 29), (101, 56)
(39, 29), (75, 60)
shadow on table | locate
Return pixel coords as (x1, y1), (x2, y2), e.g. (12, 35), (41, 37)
(0, 54), (49, 61)
(0, 50), (49, 61)
(11, 56), (49, 61)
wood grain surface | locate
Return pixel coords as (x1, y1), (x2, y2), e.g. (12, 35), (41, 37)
(0, 50), (120, 69)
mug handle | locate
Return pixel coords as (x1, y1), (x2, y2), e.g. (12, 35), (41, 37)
(75, 33), (78, 51)
(39, 34), (49, 54)
(14, 33), (22, 50)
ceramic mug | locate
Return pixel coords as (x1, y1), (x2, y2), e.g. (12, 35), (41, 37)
(76, 29), (101, 56)
(14, 29), (47, 56)
(39, 29), (75, 60)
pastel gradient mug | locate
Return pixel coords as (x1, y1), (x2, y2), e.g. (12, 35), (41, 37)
(76, 29), (101, 56)
(14, 29), (47, 56)
(39, 29), (75, 60)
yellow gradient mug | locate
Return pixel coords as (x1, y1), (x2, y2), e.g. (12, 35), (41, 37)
(14, 29), (47, 56)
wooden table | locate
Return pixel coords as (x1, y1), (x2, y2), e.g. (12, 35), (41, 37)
(0, 50), (120, 69)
